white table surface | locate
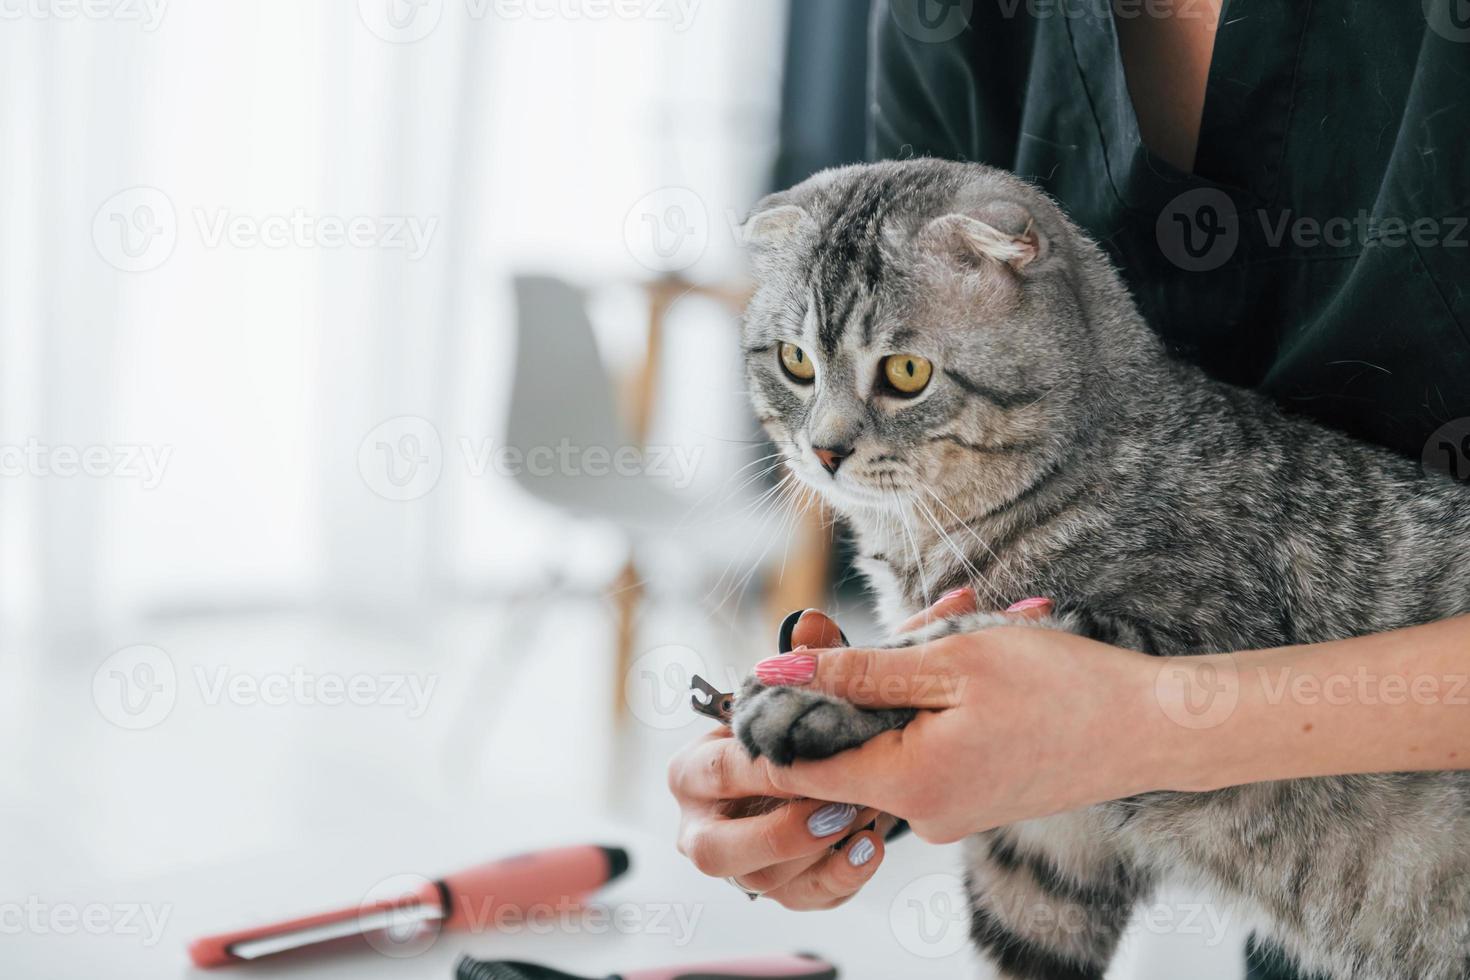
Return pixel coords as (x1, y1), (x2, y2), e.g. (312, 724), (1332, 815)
(0, 605), (1244, 979)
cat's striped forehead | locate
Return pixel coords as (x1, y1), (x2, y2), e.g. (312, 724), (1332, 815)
(763, 168), (946, 356)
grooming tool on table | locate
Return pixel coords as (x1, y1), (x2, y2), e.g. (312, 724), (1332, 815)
(690, 673), (736, 725)
(455, 952), (839, 980)
(188, 844), (630, 969)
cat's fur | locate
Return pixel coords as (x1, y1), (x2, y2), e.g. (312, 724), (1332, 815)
(731, 159), (1470, 979)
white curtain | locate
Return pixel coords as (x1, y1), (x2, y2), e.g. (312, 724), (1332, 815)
(0, 0), (788, 655)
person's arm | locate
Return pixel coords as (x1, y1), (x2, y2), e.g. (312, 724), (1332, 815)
(753, 599), (1470, 844)
(1165, 618), (1470, 790)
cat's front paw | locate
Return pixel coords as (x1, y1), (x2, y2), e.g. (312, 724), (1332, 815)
(732, 680), (913, 767)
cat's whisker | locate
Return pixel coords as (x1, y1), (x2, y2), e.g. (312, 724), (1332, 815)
(912, 493), (1007, 610)
(921, 485), (1029, 601)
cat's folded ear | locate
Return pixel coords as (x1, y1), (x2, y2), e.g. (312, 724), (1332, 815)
(916, 200), (1048, 274)
(741, 196), (812, 252)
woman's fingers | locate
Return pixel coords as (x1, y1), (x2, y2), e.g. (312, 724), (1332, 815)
(728, 805), (880, 894)
(765, 729), (915, 815)
(676, 798), (871, 879)
(896, 586), (980, 633)
(668, 729), (802, 803)
(755, 642), (966, 709)
(787, 608), (847, 650)
(761, 830), (886, 911)
(896, 589), (1054, 634)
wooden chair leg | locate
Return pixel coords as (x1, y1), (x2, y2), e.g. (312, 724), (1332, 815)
(610, 558), (644, 723)
(764, 497), (833, 634)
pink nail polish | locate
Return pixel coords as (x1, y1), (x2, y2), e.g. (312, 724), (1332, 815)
(755, 653), (817, 686)
(1005, 597), (1051, 612)
(939, 587), (972, 602)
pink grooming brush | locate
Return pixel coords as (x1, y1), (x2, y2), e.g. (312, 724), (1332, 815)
(188, 845), (630, 968)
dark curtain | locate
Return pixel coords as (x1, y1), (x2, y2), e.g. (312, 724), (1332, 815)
(771, 0), (872, 191)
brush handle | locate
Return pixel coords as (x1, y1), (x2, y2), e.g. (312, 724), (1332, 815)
(441, 845), (628, 930)
(187, 886), (442, 968)
(622, 953), (838, 980)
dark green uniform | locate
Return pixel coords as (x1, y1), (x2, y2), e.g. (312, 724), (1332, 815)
(872, 0), (1469, 467)
(869, 2), (1469, 976)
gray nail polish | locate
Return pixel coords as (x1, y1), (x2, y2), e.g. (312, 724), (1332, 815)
(807, 802), (858, 838)
(848, 838), (876, 867)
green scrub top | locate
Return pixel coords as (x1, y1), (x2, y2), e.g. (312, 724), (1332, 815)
(871, 0), (1469, 472)
(869, 3), (1466, 978)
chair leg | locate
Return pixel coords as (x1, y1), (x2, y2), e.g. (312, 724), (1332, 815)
(610, 558), (644, 723)
(765, 497), (832, 632)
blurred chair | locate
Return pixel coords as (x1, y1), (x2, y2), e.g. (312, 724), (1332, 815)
(510, 275), (826, 724)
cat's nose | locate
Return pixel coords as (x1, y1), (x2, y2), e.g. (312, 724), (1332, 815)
(813, 445), (850, 475)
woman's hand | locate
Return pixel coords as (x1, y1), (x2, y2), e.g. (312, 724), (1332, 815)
(667, 609), (892, 909)
(666, 728), (889, 909)
(752, 595), (1163, 843)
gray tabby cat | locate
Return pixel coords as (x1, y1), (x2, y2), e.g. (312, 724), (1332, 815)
(731, 159), (1470, 980)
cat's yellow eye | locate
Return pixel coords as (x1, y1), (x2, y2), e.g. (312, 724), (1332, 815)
(882, 354), (933, 395)
(778, 342), (816, 382)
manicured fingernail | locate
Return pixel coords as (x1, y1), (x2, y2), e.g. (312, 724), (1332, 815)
(939, 587), (972, 602)
(808, 803), (858, 838)
(777, 608), (814, 653)
(848, 838), (877, 866)
(1006, 597), (1051, 612)
(755, 653), (817, 686)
